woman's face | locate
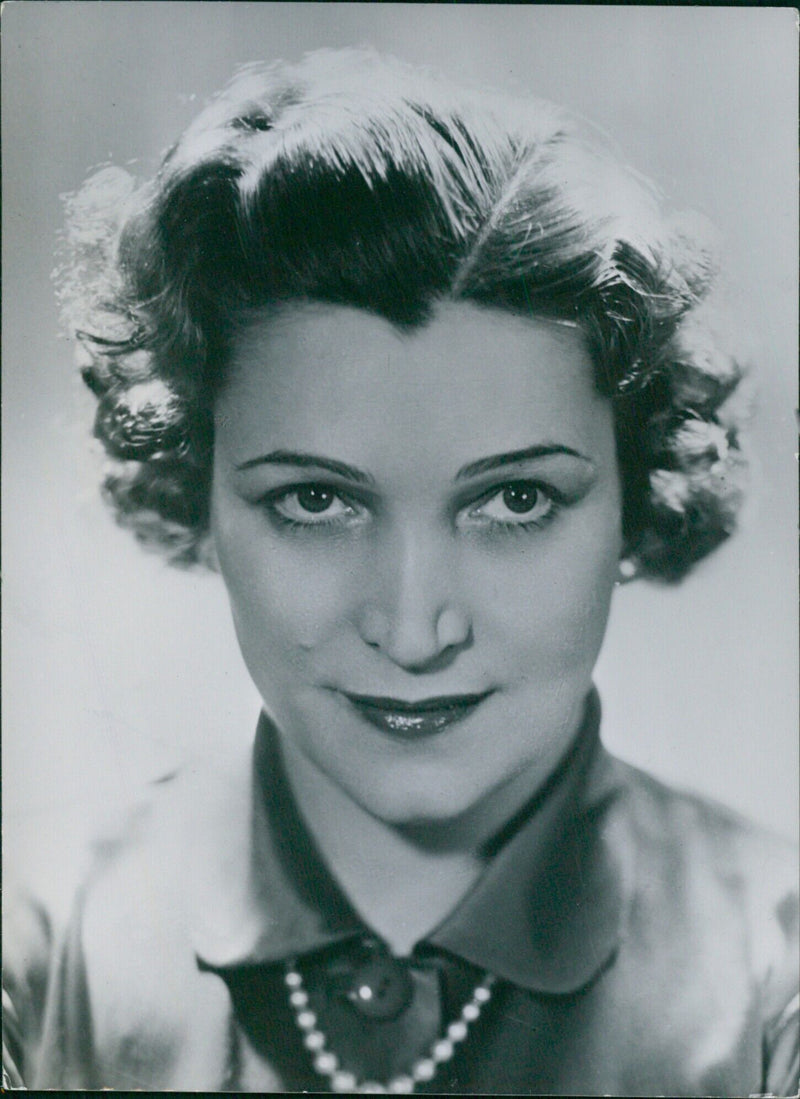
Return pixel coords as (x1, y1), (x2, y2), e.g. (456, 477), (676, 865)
(211, 301), (622, 825)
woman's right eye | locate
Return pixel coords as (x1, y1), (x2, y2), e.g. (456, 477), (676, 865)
(265, 484), (368, 528)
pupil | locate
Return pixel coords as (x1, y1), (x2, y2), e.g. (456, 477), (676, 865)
(503, 484), (538, 514)
(297, 486), (333, 513)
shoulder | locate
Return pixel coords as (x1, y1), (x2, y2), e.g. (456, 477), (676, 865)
(617, 759), (796, 869)
(1, 775), (197, 1087)
(617, 759), (797, 900)
(3, 876), (54, 1087)
(76, 747), (254, 989)
(612, 758), (798, 1016)
(41, 750), (252, 1081)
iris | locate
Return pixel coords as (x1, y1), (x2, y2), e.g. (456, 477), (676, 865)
(502, 483), (541, 514)
(296, 486), (335, 513)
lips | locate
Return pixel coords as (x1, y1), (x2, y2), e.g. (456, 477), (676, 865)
(341, 690), (493, 739)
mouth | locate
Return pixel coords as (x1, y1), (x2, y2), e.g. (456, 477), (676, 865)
(340, 690), (494, 740)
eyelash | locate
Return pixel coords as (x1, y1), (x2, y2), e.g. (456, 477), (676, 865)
(258, 480), (564, 536)
(463, 482), (563, 534)
(259, 484), (367, 533)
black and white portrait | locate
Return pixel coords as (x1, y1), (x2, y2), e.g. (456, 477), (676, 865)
(3, 4), (798, 1094)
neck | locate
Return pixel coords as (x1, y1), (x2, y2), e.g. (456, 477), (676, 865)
(277, 738), (545, 956)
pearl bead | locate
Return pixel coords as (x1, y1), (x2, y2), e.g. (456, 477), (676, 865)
(447, 1020), (468, 1042)
(285, 959), (495, 1095)
(314, 1050), (338, 1074)
(388, 1076), (414, 1093)
(432, 1038), (454, 1062)
(618, 557), (637, 580)
(412, 1058), (436, 1082)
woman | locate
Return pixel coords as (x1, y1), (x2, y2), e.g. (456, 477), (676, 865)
(4, 48), (797, 1094)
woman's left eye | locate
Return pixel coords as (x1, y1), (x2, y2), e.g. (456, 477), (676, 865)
(460, 480), (557, 529)
(267, 484), (366, 526)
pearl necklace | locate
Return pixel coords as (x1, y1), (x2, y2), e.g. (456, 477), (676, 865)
(285, 960), (496, 1094)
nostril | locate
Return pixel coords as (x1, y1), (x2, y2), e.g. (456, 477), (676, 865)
(355, 601), (472, 669)
(357, 606), (390, 650)
(437, 607), (471, 650)
(389, 643), (466, 676)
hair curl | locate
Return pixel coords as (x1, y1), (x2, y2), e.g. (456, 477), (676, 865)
(57, 48), (750, 580)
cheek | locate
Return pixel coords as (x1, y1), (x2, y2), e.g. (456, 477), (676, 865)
(486, 563), (612, 667)
(478, 518), (620, 671)
(212, 503), (357, 655)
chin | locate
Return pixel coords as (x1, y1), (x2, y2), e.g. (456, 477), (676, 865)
(342, 766), (499, 828)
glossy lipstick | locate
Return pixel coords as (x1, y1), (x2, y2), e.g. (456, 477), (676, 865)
(342, 691), (492, 739)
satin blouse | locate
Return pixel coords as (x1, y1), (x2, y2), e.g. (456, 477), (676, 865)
(3, 691), (798, 1094)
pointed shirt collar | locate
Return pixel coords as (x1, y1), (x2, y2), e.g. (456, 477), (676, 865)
(189, 689), (632, 995)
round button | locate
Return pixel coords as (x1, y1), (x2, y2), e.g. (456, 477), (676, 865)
(346, 953), (413, 1020)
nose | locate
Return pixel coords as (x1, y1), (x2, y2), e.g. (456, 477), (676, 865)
(356, 529), (472, 671)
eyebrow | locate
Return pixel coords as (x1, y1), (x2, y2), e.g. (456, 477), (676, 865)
(455, 444), (593, 481)
(235, 443), (591, 484)
(234, 450), (374, 485)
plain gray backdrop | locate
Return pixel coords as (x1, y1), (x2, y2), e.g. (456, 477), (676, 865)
(2, 3), (798, 921)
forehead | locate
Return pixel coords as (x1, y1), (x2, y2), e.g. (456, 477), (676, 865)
(217, 301), (613, 468)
